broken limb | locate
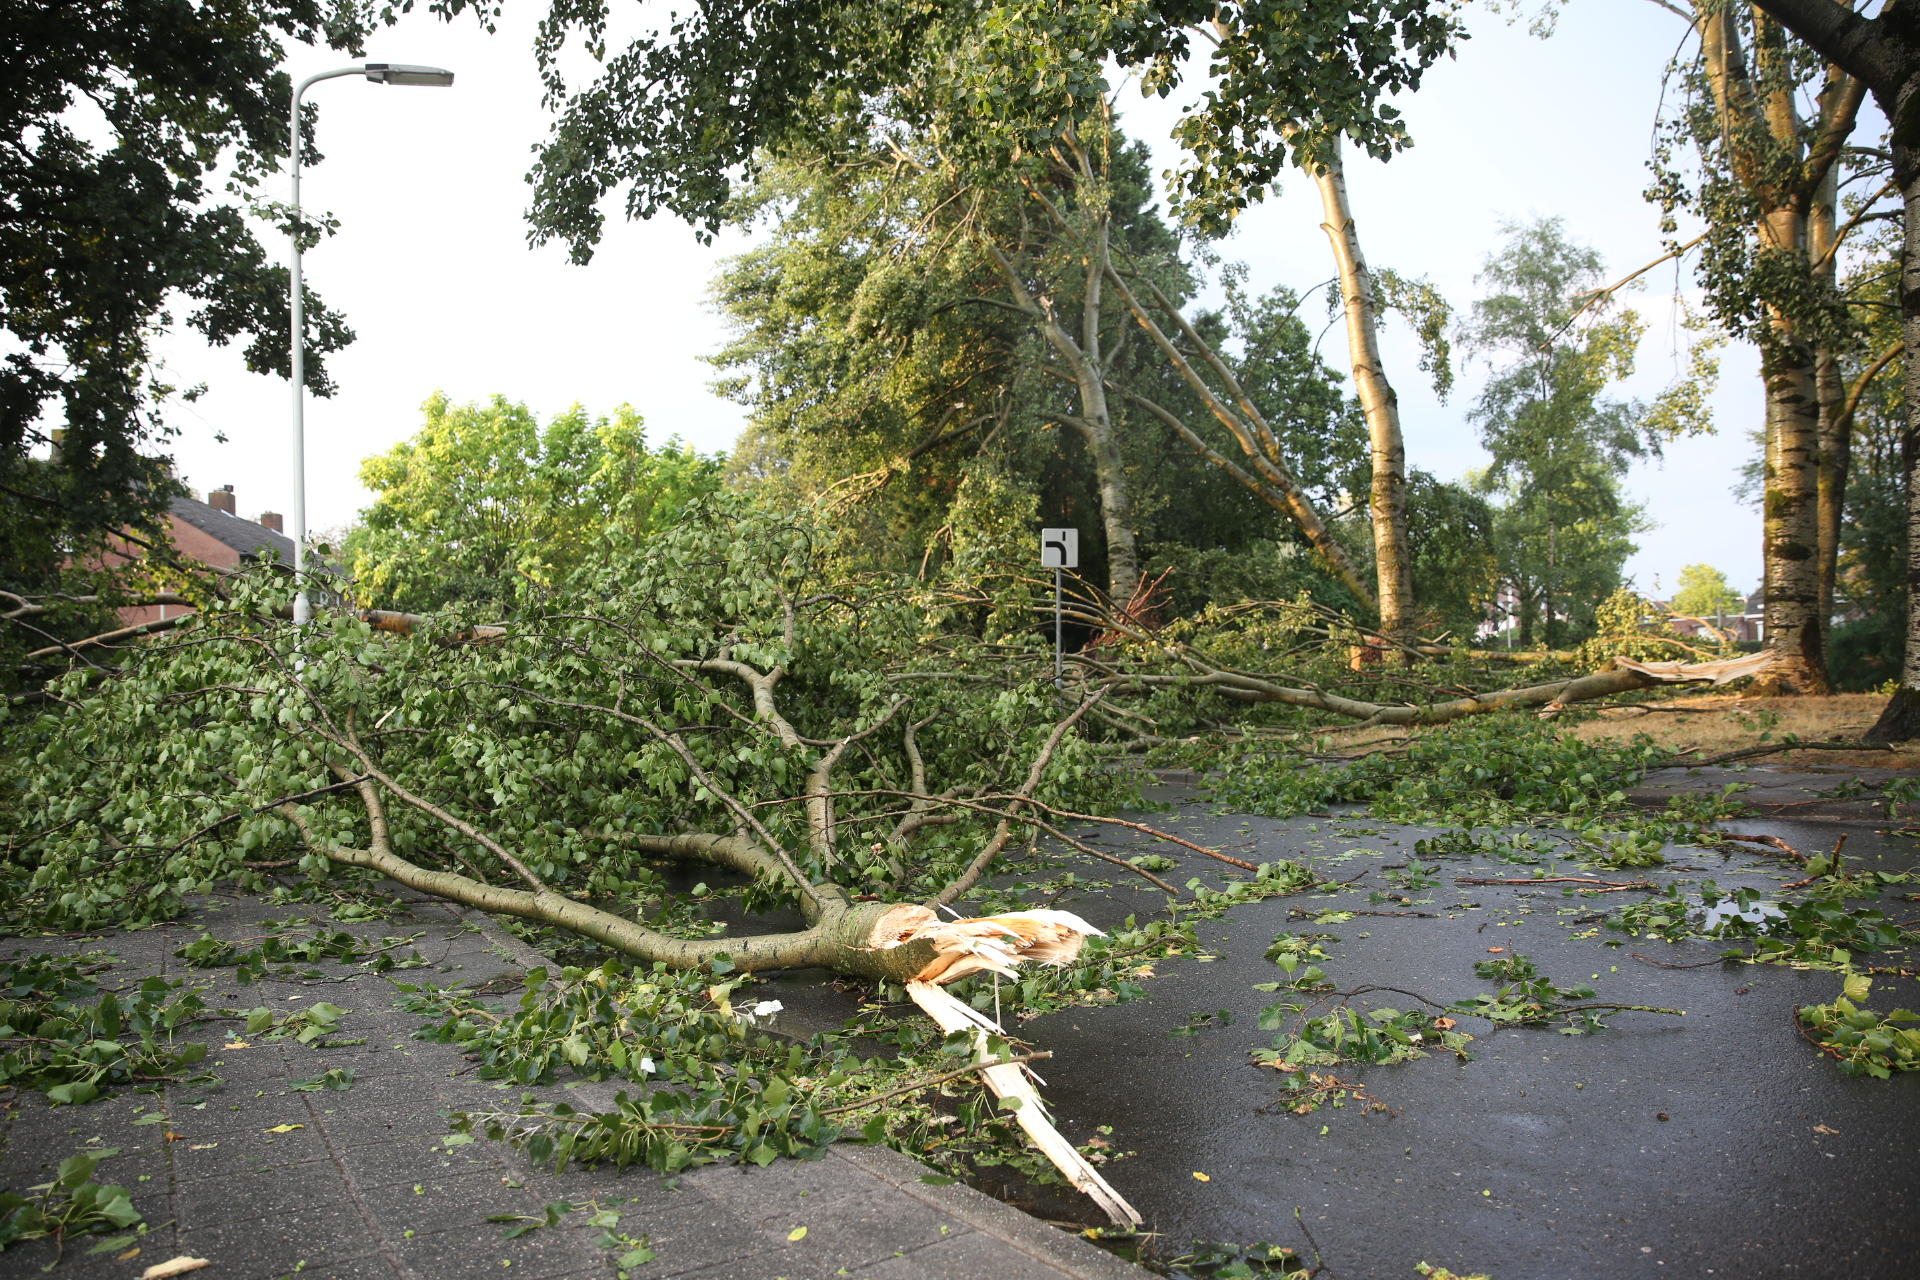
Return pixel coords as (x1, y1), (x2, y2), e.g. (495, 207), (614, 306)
(22, 603), (507, 662)
(1082, 638), (1781, 727)
(1454, 877), (1659, 892)
(1716, 833), (1807, 862)
(1782, 835), (1851, 891)
(1674, 740), (1893, 767)
(905, 980), (1140, 1227)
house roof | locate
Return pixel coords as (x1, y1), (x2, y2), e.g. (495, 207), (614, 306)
(170, 496), (296, 564)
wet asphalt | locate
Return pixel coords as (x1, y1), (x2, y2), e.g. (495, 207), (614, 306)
(989, 767), (1920, 1278)
(4, 763), (1913, 1279)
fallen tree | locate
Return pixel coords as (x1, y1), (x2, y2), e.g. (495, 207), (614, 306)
(0, 507), (1800, 1221)
(1085, 648), (1776, 728)
(8, 511), (1197, 1217)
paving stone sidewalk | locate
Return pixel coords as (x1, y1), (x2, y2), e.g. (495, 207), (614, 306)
(0, 892), (1145, 1280)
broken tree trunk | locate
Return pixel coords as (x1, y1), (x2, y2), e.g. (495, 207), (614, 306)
(875, 905), (1141, 1227)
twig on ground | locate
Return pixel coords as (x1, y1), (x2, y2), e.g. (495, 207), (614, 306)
(1454, 876), (1656, 892)
(1781, 834), (1849, 890)
(1678, 740), (1890, 768)
(1720, 832), (1804, 859)
(1289, 906), (1435, 919)
(1630, 952), (1739, 970)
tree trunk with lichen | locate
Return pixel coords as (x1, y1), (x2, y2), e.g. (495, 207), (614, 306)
(1755, 319), (1832, 694)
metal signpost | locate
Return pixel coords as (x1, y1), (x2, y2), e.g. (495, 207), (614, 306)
(1040, 528), (1078, 688)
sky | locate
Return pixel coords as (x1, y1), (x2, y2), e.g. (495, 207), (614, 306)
(149, 1), (1807, 598)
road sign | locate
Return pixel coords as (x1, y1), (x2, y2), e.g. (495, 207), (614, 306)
(1041, 527), (1078, 569)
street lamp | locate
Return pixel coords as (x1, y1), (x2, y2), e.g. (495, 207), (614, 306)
(288, 62), (454, 623)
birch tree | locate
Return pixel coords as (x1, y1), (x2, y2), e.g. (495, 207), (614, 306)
(1644, 0), (1877, 694)
(1307, 140), (1418, 654)
(1465, 221), (1650, 647)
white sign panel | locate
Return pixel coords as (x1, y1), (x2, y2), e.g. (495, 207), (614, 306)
(1040, 527), (1079, 569)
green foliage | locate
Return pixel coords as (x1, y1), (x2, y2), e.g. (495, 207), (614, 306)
(0, 1148), (144, 1258)
(9, 499), (1137, 934)
(1646, 4), (1868, 362)
(1828, 226), (1909, 690)
(423, 958), (1017, 1177)
(444, 0), (1461, 249)
(346, 394), (723, 611)
(1574, 590), (1711, 666)
(0, 955), (212, 1104)
(1183, 862), (1323, 915)
(710, 134), (1363, 606)
(1, 0), (366, 604)
(1211, 712), (1671, 831)
(1402, 470), (1500, 639)
(1797, 975), (1920, 1078)
(1465, 220), (1650, 646)
(1254, 1006), (1466, 1071)
(967, 914), (1188, 1014)
(174, 926), (426, 983)
(1167, 1238), (1308, 1277)
(1415, 1264), (1491, 1280)
(1669, 563), (1744, 623)
(1414, 828), (1553, 865)
(1448, 952), (1654, 1035)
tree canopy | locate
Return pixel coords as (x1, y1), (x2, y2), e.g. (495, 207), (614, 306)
(1465, 220), (1649, 647)
(346, 393), (724, 612)
(1671, 563), (1745, 622)
(0, 0), (365, 584)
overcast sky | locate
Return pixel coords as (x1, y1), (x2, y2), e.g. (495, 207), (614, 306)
(150, 2), (1810, 598)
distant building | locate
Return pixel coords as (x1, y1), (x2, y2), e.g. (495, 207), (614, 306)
(1660, 588), (1763, 644)
(102, 484), (294, 627)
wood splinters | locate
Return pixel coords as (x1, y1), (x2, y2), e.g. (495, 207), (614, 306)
(906, 980), (1142, 1228)
(873, 907), (1140, 1227)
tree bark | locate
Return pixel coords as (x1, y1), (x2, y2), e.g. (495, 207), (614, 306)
(1732, 0), (1917, 729)
(1812, 150), (1849, 645)
(1867, 137), (1920, 740)
(1099, 649), (1780, 727)
(1309, 140), (1417, 657)
(1755, 298), (1832, 693)
(1693, 6), (1848, 693)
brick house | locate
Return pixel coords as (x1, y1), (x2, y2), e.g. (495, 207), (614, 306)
(108, 485), (295, 627)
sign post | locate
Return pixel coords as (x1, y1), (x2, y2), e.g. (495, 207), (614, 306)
(1040, 528), (1078, 689)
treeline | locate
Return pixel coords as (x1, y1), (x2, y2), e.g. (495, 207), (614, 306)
(3, 1), (1914, 723)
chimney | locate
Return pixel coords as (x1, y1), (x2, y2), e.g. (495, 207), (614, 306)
(259, 511), (284, 533)
(208, 484), (236, 515)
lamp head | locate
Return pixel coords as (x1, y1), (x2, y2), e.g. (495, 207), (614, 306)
(364, 63), (455, 87)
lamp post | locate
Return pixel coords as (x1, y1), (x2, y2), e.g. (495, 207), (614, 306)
(289, 63), (454, 623)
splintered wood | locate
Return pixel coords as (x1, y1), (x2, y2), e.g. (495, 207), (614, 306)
(905, 981), (1141, 1227)
(874, 906), (1142, 1227)
(1613, 651), (1779, 686)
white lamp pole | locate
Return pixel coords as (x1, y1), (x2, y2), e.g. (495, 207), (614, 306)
(289, 63), (454, 623)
